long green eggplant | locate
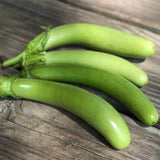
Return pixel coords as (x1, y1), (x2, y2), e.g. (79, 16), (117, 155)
(0, 75), (130, 150)
(3, 23), (155, 68)
(20, 64), (158, 126)
(20, 50), (148, 86)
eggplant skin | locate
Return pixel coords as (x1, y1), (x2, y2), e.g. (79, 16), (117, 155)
(11, 78), (131, 150)
(27, 64), (158, 126)
(3, 23), (155, 68)
(45, 23), (155, 58)
(24, 50), (148, 86)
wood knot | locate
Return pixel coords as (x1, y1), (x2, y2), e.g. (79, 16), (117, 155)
(0, 97), (22, 122)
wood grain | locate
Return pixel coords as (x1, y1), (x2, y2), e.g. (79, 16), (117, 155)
(61, 0), (160, 33)
(0, 100), (159, 160)
(0, 0), (160, 159)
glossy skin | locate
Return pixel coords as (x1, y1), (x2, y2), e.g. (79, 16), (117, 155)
(25, 50), (148, 86)
(26, 65), (159, 126)
(3, 23), (155, 68)
(11, 78), (130, 150)
(45, 23), (155, 58)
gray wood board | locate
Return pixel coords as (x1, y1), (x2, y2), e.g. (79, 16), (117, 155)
(0, 0), (160, 159)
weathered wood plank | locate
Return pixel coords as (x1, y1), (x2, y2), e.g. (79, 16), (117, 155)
(0, 0), (160, 115)
(0, 0), (160, 159)
(60, 0), (160, 33)
(0, 101), (159, 160)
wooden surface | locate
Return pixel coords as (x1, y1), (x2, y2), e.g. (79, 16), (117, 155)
(0, 0), (160, 159)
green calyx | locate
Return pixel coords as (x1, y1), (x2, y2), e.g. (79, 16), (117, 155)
(0, 74), (19, 98)
(19, 67), (34, 79)
(21, 52), (46, 67)
(3, 27), (50, 68)
(25, 27), (50, 55)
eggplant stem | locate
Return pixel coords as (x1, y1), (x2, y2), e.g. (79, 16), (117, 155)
(3, 52), (25, 68)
